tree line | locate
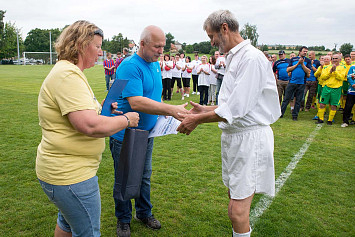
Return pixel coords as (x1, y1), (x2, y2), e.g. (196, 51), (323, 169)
(0, 9), (353, 60)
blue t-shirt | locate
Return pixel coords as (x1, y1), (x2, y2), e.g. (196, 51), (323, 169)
(111, 53), (163, 141)
(307, 59), (321, 82)
(347, 66), (355, 95)
(288, 56), (312, 84)
(273, 58), (291, 81)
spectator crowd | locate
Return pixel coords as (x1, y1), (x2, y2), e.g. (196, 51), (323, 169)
(104, 48), (355, 128)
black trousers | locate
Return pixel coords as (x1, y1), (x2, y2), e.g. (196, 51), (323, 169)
(162, 78), (172, 100)
(199, 85), (209, 105)
(192, 74), (199, 92)
(343, 93), (355, 124)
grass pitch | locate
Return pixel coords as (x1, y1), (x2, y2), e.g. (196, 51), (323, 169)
(0, 65), (353, 236)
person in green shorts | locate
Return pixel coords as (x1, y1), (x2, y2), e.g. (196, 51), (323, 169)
(340, 55), (352, 110)
(313, 55), (331, 120)
(316, 54), (347, 125)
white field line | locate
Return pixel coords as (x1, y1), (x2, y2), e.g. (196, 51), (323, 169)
(249, 124), (323, 227)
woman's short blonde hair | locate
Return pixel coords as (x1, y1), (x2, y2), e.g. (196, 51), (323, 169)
(55, 20), (103, 65)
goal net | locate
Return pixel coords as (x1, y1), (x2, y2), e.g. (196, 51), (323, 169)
(21, 52), (58, 65)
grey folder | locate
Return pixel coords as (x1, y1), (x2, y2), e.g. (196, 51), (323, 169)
(114, 128), (149, 201)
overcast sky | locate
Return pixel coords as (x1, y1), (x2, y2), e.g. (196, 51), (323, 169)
(2, 0), (355, 50)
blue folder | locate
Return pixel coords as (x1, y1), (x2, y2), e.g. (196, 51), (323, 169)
(101, 79), (128, 116)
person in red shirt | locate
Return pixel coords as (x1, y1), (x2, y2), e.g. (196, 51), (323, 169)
(115, 51), (124, 69)
(103, 52), (115, 90)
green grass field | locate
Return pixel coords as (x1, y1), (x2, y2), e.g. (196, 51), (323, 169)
(0, 65), (354, 236)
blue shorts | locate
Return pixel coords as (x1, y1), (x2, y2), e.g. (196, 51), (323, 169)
(38, 176), (101, 237)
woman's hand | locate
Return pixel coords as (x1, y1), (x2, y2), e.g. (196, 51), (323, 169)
(124, 112), (140, 127)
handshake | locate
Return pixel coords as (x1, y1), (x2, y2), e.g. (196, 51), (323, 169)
(174, 101), (218, 135)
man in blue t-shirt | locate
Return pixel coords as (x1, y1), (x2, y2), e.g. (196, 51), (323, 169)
(280, 46), (312, 120)
(109, 25), (188, 237)
(273, 50), (291, 104)
(301, 51), (320, 111)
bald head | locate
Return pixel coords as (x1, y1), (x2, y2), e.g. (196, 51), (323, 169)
(309, 51), (315, 60)
(140, 25), (165, 44)
(138, 25), (166, 62)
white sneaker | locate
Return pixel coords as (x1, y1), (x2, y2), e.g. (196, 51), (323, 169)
(211, 102), (214, 105)
(181, 96), (184, 100)
(341, 123), (348, 128)
(192, 91), (196, 95)
(197, 92), (200, 95)
(186, 94), (189, 98)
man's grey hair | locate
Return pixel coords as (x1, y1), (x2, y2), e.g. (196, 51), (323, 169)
(203, 10), (239, 32)
(140, 27), (152, 44)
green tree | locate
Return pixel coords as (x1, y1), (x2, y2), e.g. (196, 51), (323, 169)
(182, 42), (186, 50)
(185, 45), (194, 54)
(199, 41), (212, 54)
(261, 44), (269, 51)
(340, 43), (353, 56)
(0, 21), (24, 59)
(102, 33), (130, 54)
(193, 43), (199, 52)
(24, 28), (61, 52)
(164, 32), (174, 52)
(0, 10), (6, 49)
(240, 23), (259, 46)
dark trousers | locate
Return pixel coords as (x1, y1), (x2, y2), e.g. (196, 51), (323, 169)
(162, 78), (171, 100)
(343, 93), (355, 124)
(216, 76), (223, 105)
(109, 137), (154, 223)
(281, 83), (305, 118)
(199, 85), (209, 105)
(171, 77), (182, 89)
(192, 74), (199, 92)
(301, 81), (318, 109)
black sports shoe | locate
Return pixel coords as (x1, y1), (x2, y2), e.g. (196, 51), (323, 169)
(327, 121), (333, 125)
(315, 119), (324, 124)
(292, 117), (298, 121)
(135, 214), (161, 230)
(117, 220), (130, 237)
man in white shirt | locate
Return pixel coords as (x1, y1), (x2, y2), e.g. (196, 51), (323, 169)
(177, 10), (280, 237)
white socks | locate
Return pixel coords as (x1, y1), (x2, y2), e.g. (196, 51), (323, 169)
(232, 226), (252, 237)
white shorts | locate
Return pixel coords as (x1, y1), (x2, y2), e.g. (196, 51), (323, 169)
(221, 125), (275, 199)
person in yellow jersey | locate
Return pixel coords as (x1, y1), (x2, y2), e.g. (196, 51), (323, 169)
(36, 21), (139, 237)
(315, 54), (347, 125)
(312, 55), (331, 120)
(351, 51), (355, 65)
(339, 55), (352, 110)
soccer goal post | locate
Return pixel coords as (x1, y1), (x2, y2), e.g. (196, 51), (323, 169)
(22, 52), (58, 65)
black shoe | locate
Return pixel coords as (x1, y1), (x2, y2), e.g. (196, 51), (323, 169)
(349, 121), (355, 125)
(327, 121), (333, 125)
(315, 119), (324, 124)
(117, 220), (130, 237)
(292, 117), (297, 121)
(135, 215), (161, 230)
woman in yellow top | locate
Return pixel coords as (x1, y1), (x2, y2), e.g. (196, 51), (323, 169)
(36, 21), (139, 237)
